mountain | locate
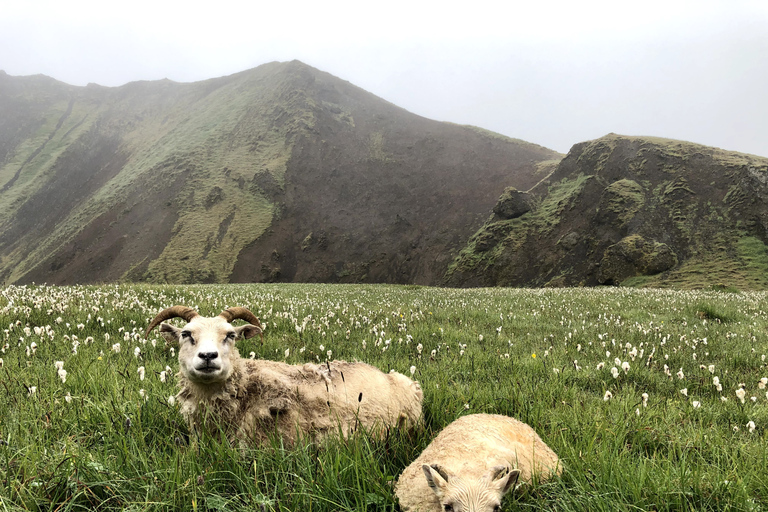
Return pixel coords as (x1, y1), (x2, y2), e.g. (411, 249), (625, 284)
(445, 133), (768, 289)
(0, 61), (561, 285)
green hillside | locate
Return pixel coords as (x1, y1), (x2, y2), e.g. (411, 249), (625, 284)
(446, 134), (768, 289)
(0, 62), (559, 285)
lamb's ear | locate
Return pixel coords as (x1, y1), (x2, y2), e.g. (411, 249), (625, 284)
(159, 323), (181, 343)
(491, 466), (520, 495)
(422, 464), (450, 497)
(235, 324), (263, 341)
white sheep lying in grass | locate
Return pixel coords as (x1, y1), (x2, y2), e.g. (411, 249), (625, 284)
(145, 306), (423, 445)
(395, 413), (562, 512)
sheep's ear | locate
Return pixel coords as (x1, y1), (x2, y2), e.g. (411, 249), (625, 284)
(235, 324), (262, 340)
(159, 323), (181, 343)
(491, 466), (520, 495)
(422, 464), (450, 497)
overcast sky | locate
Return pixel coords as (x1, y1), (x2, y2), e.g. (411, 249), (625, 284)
(2, 0), (767, 157)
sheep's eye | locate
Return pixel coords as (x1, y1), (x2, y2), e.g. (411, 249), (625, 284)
(443, 505), (453, 512)
(181, 331), (195, 345)
(224, 332), (236, 342)
(493, 506), (501, 512)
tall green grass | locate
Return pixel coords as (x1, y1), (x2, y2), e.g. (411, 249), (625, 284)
(1, 284), (767, 511)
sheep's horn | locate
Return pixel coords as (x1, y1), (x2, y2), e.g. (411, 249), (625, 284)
(219, 307), (264, 342)
(145, 306), (199, 338)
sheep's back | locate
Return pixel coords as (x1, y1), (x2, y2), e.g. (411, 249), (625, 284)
(294, 360), (423, 438)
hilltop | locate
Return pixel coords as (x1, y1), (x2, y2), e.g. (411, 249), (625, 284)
(445, 133), (768, 289)
(0, 61), (560, 285)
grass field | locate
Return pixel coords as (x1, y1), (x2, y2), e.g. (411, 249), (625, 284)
(1, 283), (767, 511)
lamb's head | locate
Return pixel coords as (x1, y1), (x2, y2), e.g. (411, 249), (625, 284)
(421, 464), (520, 512)
(145, 306), (263, 384)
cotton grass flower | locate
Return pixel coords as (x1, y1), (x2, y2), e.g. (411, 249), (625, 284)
(736, 388), (746, 404)
(112, 343), (121, 353)
(65, 392), (72, 403)
(621, 361), (630, 374)
(759, 377), (768, 390)
(603, 390), (613, 401)
(692, 400), (701, 409)
(409, 365), (416, 376)
(747, 421), (756, 433)
(167, 395), (176, 406)
(137, 366), (145, 381)
(642, 392), (649, 407)
(677, 368), (685, 380)
(611, 367), (620, 379)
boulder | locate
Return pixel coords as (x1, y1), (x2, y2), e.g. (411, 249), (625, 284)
(597, 235), (677, 284)
(493, 187), (533, 220)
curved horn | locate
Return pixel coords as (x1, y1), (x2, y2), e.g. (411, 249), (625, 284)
(219, 307), (264, 343)
(145, 306), (199, 339)
(219, 307), (262, 328)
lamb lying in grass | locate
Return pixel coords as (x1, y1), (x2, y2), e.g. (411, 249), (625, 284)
(395, 413), (562, 512)
(145, 306), (423, 445)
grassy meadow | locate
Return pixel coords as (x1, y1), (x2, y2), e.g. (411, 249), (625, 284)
(1, 283), (767, 511)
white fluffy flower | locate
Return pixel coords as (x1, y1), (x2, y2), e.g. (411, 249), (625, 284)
(137, 366), (145, 381)
(680, 388), (688, 397)
(747, 420), (756, 433)
(111, 343), (121, 353)
(692, 401), (701, 409)
(167, 395), (176, 406)
(621, 361), (630, 374)
(603, 390), (613, 401)
(736, 388), (746, 404)
(676, 368), (685, 380)
(409, 365), (416, 376)
(611, 367), (620, 379)
(641, 392), (649, 407)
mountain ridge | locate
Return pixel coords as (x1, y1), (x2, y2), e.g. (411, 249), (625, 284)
(0, 60), (560, 285)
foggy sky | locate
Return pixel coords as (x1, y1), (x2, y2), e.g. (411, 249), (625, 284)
(2, 0), (767, 157)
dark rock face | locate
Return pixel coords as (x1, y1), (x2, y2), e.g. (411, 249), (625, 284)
(493, 188), (533, 220)
(597, 235), (677, 285)
(446, 134), (768, 289)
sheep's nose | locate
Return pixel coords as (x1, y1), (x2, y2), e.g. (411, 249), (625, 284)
(198, 351), (218, 362)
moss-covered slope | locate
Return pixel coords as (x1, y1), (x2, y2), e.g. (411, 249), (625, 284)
(0, 62), (560, 285)
(446, 134), (768, 289)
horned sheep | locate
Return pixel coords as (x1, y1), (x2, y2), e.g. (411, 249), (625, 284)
(395, 413), (562, 512)
(145, 305), (423, 445)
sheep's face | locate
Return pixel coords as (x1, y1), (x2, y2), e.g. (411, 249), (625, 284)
(160, 317), (261, 384)
(421, 464), (520, 512)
